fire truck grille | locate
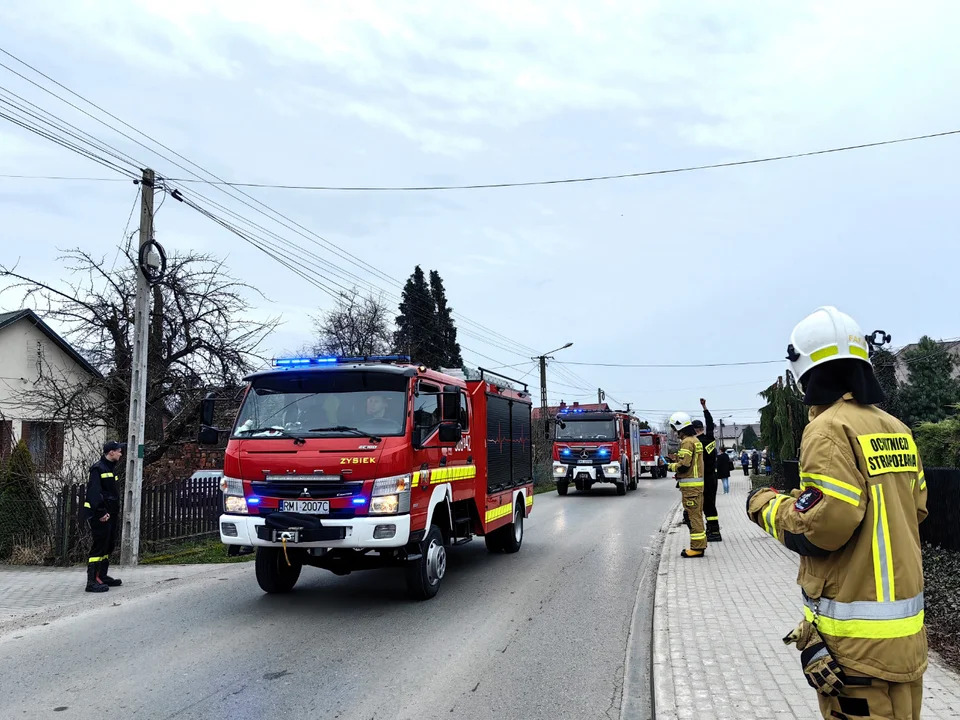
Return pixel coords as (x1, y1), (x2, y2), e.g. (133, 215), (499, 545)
(566, 447), (604, 463)
(251, 479), (363, 499)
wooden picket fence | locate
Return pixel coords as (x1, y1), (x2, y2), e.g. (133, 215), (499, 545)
(52, 475), (223, 565)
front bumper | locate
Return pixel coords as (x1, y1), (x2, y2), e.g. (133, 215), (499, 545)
(553, 462), (622, 482)
(219, 513), (412, 549)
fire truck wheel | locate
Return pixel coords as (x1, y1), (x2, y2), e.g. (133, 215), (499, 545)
(406, 524), (445, 600)
(615, 479), (627, 496)
(500, 502), (524, 554)
(556, 481), (568, 496)
(255, 547), (302, 594)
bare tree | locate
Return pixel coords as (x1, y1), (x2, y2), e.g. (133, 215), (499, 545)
(311, 288), (393, 358)
(1, 248), (279, 468)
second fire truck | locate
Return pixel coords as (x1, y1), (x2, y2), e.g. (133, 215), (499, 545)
(551, 408), (644, 495)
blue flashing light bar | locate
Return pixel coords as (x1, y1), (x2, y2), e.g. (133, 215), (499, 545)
(352, 497), (367, 505)
(562, 448), (571, 456)
(272, 354), (412, 368)
(247, 497), (261, 505)
(597, 448), (609, 456)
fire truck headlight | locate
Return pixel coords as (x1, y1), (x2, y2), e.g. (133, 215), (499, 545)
(219, 475), (244, 496)
(603, 463), (621, 477)
(224, 495), (249, 514)
(370, 474), (412, 514)
(370, 494), (400, 514)
(553, 463), (567, 477)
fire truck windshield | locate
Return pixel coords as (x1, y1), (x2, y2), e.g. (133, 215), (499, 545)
(233, 371), (408, 438)
(639, 436), (654, 446)
(555, 419), (618, 441)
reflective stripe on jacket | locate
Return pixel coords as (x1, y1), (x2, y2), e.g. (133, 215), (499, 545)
(751, 394), (927, 682)
(669, 435), (703, 484)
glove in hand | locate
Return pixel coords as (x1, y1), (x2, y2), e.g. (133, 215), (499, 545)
(745, 487), (778, 522)
(783, 621), (846, 697)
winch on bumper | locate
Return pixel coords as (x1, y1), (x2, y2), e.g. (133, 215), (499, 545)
(219, 513), (412, 548)
(553, 461), (621, 482)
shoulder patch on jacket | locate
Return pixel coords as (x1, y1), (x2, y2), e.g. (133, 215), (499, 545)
(794, 487), (823, 513)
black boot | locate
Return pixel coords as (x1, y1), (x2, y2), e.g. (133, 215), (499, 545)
(706, 520), (723, 543)
(99, 559), (122, 587)
(85, 563), (109, 593)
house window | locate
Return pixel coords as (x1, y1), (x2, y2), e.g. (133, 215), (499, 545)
(21, 421), (64, 473)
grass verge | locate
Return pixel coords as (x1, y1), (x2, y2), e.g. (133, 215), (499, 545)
(140, 538), (255, 565)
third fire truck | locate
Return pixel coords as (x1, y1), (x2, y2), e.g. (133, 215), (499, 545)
(551, 408), (644, 496)
(637, 428), (668, 478)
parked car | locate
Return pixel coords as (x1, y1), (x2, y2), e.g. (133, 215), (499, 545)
(724, 449), (738, 465)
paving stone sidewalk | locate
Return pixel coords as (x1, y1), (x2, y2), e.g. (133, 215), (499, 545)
(652, 473), (960, 720)
(0, 562), (240, 627)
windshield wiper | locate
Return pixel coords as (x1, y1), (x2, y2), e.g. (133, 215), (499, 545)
(236, 426), (305, 444)
(307, 426), (382, 442)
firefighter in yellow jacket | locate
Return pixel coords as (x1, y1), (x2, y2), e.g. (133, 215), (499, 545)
(668, 411), (706, 557)
(747, 306), (927, 719)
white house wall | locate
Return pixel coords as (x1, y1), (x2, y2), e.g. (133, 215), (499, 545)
(0, 316), (105, 483)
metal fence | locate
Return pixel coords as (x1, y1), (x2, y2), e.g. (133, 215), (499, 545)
(46, 475), (223, 565)
(921, 467), (960, 552)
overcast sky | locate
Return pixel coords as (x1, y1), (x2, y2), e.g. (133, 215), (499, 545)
(1, 1), (957, 428)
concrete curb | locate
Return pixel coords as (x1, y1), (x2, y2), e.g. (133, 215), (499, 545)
(620, 497), (680, 720)
(651, 504), (683, 720)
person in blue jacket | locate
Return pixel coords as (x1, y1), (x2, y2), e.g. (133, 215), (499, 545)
(740, 450), (750, 475)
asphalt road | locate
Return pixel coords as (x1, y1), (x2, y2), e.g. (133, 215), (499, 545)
(0, 478), (677, 720)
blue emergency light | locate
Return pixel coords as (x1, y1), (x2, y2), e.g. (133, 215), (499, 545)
(272, 354), (412, 368)
(352, 497), (367, 505)
(247, 497), (261, 505)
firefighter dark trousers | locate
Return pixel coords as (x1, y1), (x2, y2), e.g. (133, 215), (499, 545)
(88, 517), (118, 580)
(703, 475), (720, 535)
(816, 669), (922, 720)
(681, 488), (707, 550)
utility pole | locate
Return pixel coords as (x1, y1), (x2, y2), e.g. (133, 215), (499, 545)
(120, 168), (155, 567)
(624, 403), (632, 414)
(719, 418), (724, 450)
(538, 355), (549, 432)
(598, 388), (605, 405)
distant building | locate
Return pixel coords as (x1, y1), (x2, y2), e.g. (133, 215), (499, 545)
(894, 339), (960, 384)
(716, 422), (761, 450)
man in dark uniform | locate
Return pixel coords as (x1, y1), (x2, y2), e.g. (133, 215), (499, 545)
(692, 398), (721, 542)
(83, 440), (125, 593)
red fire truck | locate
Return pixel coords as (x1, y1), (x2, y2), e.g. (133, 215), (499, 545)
(199, 356), (534, 600)
(552, 408), (643, 496)
(637, 428), (669, 478)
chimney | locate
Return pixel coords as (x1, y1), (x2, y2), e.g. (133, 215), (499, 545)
(573, 401), (580, 407)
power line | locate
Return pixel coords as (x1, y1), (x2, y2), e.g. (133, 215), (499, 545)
(556, 359), (784, 368)
(163, 129), (960, 191)
(5, 127), (958, 192)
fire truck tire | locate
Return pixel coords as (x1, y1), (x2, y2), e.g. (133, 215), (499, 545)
(406, 524), (445, 600)
(255, 547), (302, 594)
(615, 479), (627, 496)
(557, 481), (568, 496)
(500, 501), (524, 554)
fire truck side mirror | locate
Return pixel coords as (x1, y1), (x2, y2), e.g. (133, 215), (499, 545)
(438, 422), (462, 444)
(441, 389), (461, 423)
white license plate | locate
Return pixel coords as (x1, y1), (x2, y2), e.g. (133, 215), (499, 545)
(279, 500), (330, 514)
(577, 459), (592, 465)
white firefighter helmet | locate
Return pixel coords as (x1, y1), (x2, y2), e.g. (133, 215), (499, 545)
(787, 306), (870, 388)
(669, 411), (692, 432)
